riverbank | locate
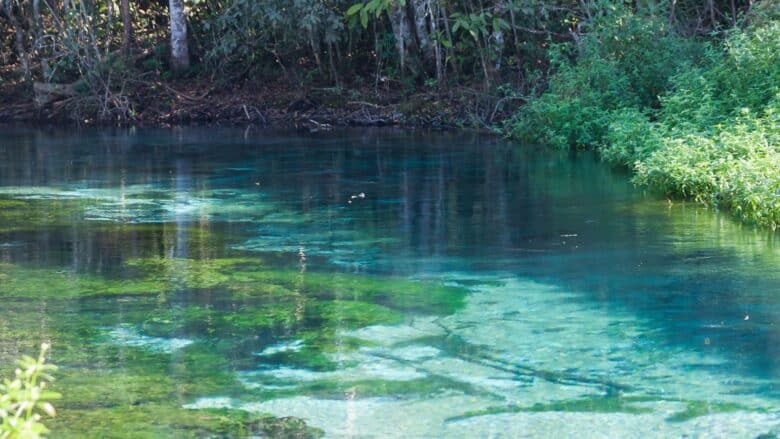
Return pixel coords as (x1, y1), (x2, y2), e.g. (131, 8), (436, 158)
(4, 12), (779, 232)
(0, 76), (517, 130)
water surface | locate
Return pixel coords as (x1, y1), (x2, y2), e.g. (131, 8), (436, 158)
(0, 127), (778, 437)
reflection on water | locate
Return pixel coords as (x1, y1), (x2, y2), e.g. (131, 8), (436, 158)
(0, 127), (779, 437)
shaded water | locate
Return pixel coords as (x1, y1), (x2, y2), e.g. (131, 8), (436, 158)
(0, 127), (779, 437)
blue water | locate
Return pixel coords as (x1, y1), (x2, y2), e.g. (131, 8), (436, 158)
(0, 127), (778, 437)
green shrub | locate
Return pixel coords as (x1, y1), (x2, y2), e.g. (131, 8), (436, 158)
(635, 104), (780, 228)
(0, 344), (60, 439)
(508, 4), (697, 149)
(631, 21), (780, 228)
(508, 4), (780, 228)
(602, 108), (661, 166)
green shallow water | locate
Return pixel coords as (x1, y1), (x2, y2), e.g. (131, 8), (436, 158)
(0, 127), (779, 437)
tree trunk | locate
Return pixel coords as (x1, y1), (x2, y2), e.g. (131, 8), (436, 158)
(327, 41), (340, 88)
(409, 0), (433, 64)
(105, 0), (113, 54)
(120, 0), (133, 55)
(439, 0), (459, 78)
(5, 1), (31, 85)
(168, 0), (189, 71)
(387, 5), (408, 74)
(32, 0), (51, 79)
(427, 0), (443, 83)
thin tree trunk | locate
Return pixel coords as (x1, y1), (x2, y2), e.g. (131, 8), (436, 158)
(387, 5), (407, 74)
(6, 2), (31, 84)
(78, 0), (101, 63)
(374, 20), (381, 88)
(168, 0), (189, 71)
(476, 37), (490, 89)
(120, 0), (133, 55)
(309, 31), (323, 75)
(327, 41), (340, 87)
(709, 0), (716, 27)
(32, 0), (51, 79)
(409, 0), (432, 64)
(507, 1), (521, 62)
(105, 0), (113, 55)
(427, 0), (443, 83)
(438, 0), (458, 78)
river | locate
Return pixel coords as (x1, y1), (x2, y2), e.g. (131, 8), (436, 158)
(0, 127), (778, 437)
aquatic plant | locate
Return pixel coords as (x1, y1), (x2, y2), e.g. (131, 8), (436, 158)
(665, 401), (748, 423)
(0, 198), (87, 234)
(48, 403), (324, 438)
(0, 263), (169, 299)
(125, 257), (469, 314)
(0, 344), (60, 439)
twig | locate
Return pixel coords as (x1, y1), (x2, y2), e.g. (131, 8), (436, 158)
(347, 101), (384, 108)
(489, 96), (528, 124)
(253, 106), (267, 126)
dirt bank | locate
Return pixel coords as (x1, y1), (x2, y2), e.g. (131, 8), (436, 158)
(0, 77), (516, 130)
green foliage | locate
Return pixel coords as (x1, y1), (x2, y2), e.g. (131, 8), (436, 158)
(601, 108), (661, 166)
(203, 0), (346, 79)
(346, 0), (399, 29)
(0, 344), (60, 439)
(629, 21), (780, 228)
(508, 3), (780, 229)
(634, 103), (780, 227)
(509, 4), (697, 148)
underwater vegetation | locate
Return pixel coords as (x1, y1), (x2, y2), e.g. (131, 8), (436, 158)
(0, 250), (470, 437)
(0, 198), (88, 233)
(4, 133), (780, 437)
(0, 181), (472, 436)
(445, 396), (752, 423)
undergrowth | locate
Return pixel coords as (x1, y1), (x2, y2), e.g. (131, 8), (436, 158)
(507, 4), (780, 228)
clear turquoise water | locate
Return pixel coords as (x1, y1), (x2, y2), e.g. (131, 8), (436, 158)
(0, 127), (778, 437)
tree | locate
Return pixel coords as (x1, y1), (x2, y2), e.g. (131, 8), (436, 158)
(120, 0), (133, 55)
(168, 0), (189, 71)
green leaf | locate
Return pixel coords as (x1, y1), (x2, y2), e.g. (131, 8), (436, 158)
(346, 3), (364, 16)
(495, 17), (511, 32)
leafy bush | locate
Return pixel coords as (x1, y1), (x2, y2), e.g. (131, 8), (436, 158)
(602, 108), (661, 166)
(635, 100), (780, 227)
(0, 344), (59, 439)
(507, 2), (780, 228)
(203, 0), (345, 80)
(631, 21), (780, 228)
(508, 4), (698, 149)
